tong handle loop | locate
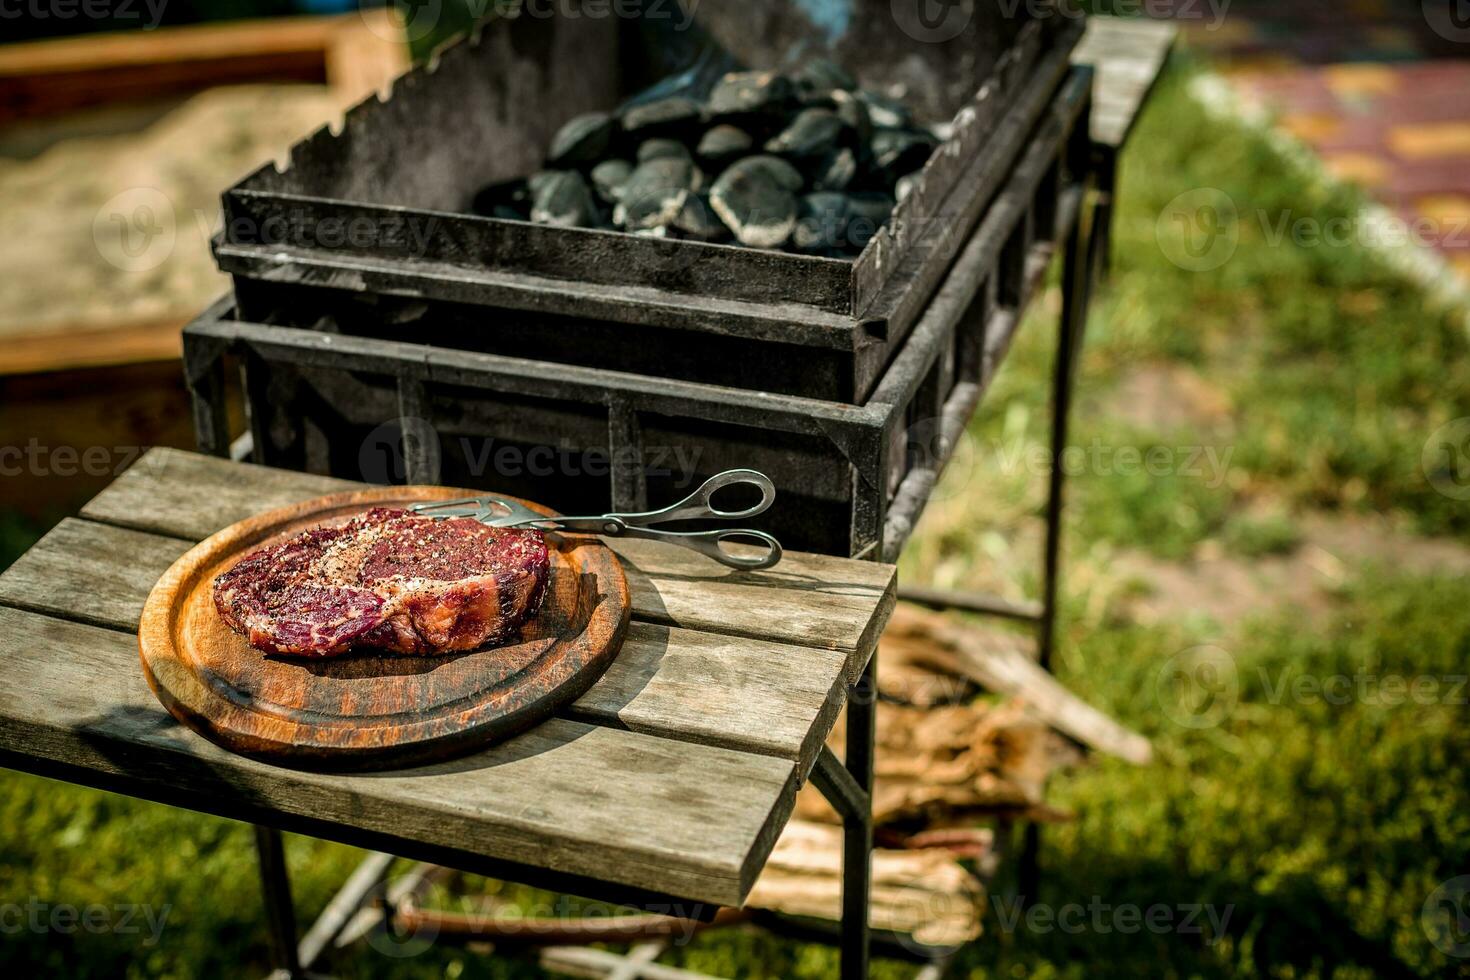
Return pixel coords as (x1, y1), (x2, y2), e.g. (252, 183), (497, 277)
(620, 526), (783, 571)
(617, 469), (775, 525)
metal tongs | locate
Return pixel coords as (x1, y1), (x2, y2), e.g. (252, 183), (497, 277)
(408, 470), (783, 571)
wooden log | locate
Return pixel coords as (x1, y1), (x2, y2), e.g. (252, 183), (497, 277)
(883, 604), (1154, 765)
(0, 12), (409, 123)
(797, 700), (1079, 829)
(746, 820), (987, 947)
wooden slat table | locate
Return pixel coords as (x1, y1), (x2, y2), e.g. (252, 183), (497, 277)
(0, 448), (894, 926)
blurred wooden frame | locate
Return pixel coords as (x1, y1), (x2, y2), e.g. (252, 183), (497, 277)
(4, 317), (194, 377)
(0, 11), (411, 124)
(0, 12), (409, 377)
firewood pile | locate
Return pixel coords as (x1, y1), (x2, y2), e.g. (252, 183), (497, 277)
(792, 699), (1078, 830)
(744, 604), (1089, 945)
(747, 821), (992, 948)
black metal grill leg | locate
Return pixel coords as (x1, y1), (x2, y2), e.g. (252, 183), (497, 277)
(1027, 187), (1094, 904)
(1037, 197), (1089, 672)
(254, 825), (303, 979)
(1017, 823), (1041, 906)
(842, 657), (877, 979)
(1090, 146), (1118, 283)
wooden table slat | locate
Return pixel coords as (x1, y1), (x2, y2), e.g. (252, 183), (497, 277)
(570, 622), (847, 774)
(0, 606), (795, 906)
(77, 447), (358, 541)
(0, 518), (849, 770)
(1072, 16), (1178, 148)
(79, 449), (896, 671)
(0, 518), (190, 630)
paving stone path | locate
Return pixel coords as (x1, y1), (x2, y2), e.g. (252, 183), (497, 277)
(1160, 0), (1470, 280)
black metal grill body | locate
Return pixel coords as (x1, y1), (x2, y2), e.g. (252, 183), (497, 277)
(214, 3), (1081, 403)
(187, 67), (1093, 560)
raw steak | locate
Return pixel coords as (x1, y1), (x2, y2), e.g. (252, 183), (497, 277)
(213, 508), (550, 657)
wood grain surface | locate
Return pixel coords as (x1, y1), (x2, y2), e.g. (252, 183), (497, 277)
(1073, 16), (1177, 147)
(137, 487), (631, 769)
(0, 516), (852, 772)
(0, 606), (793, 907)
(0, 448), (896, 906)
(82, 449), (894, 679)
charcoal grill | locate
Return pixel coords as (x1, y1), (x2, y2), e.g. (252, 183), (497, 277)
(184, 3), (1107, 978)
(191, 63), (1089, 557)
(214, 2), (1080, 403)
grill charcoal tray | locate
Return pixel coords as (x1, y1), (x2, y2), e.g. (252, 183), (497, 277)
(215, 2), (1082, 403)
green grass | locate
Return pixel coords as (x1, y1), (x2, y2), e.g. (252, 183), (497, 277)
(1009, 574), (1470, 979)
(1220, 511), (1301, 558)
(1084, 71), (1470, 543)
(4, 52), (1470, 978)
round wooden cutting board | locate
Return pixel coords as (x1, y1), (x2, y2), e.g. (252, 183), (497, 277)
(138, 487), (630, 770)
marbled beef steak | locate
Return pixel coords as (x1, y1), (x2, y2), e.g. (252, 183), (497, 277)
(213, 508), (550, 657)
